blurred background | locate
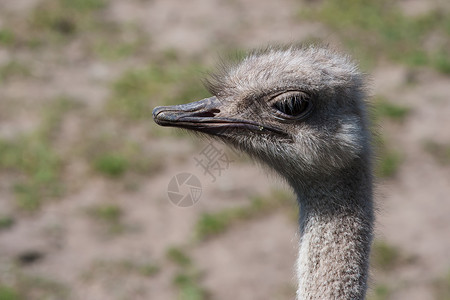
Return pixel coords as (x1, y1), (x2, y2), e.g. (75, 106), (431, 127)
(0, 0), (449, 299)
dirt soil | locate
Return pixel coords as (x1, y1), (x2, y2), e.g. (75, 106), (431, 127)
(0, 0), (449, 299)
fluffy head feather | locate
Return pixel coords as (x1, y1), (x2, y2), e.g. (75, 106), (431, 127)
(204, 46), (371, 184)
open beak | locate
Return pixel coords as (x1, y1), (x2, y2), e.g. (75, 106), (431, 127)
(152, 96), (286, 137)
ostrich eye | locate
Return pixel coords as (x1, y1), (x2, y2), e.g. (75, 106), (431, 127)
(271, 91), (313, 120)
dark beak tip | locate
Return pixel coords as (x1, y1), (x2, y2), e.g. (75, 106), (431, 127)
(152, 106), (162, 120)
(153, 106), (173, 125)
(152, 105), (181, 126)
(152, 108), (169, 126)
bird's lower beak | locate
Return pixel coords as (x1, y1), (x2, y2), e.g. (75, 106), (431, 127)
(152, 96), (287, 137)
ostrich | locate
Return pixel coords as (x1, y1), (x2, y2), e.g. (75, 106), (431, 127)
(153, 46), (374, 300)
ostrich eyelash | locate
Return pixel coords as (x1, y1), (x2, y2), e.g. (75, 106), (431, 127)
(271, 91), (313, 120)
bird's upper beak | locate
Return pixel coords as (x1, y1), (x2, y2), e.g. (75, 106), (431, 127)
(153, 96), (230, 136)
(152, 96), (287, 137)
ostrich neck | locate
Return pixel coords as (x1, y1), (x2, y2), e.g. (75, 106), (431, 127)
(293, 164), (374, 300)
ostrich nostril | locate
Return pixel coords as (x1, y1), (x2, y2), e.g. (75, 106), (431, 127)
(192, 108), (221, 118)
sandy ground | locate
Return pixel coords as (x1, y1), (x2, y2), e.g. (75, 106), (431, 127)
(0, 0), (449, 299)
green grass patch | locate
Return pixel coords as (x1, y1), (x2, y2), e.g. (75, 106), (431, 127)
(424, 140), (450, 165)
(59, 0), (105, 12)
(434, 270), (450, 300)
(173, 271), (208, 300)
(8, 139), (62, 211)
(88, 204), (122, 223)
(300, 0), (450, 73)
(25, 0), (148, 56)
(166, 247), (192, 267)
(195, 189), (293, 241)
(370, 240), (410, 272)
(29, 0), (107, 42)
(370, 97), (406, 178)
(373, 97), (410, 122)
(0, 272), (68, 300)
(0, 285), (21, 300)
(367, 284), (390, 300)
(93, 39), (143, 61)
(0, 216), (15, 231)
(91, 24), (149, 61)
(433, 50), (450, 75)
(0, 96), (78, 210)
(94, 153), (129, 178)
(107, 62), (210, 121)
(138, 263), (160, 277)
(83, 259), (160, 281)
(85, 203), (125, 234)
(196, 213), (229, 240)
(373, 134), (402, 178)
(85, 132), (164, 178)
(376, 151), (402, 178)
(166, 244), (209, 300)
(39, 96), (81, 138)
(0, 29), (15, 46)
(0, 61), (31, 82)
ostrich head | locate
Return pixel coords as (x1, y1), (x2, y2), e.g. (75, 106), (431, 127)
(153, 46), (370, 186)
(153, 46), (374, 299)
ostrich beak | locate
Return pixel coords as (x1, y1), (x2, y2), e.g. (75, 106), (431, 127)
(152, 96), (226, 135)
(153, 96), (221, 126)
(153, 96), (286, 136)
